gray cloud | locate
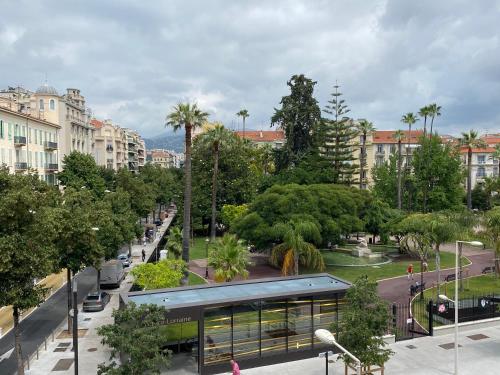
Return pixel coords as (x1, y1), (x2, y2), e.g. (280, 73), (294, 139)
(1, 0), (499, 137)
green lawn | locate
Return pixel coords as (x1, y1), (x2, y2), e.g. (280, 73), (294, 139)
(303, 252), (470, 283)
(188, 271), (207, 285)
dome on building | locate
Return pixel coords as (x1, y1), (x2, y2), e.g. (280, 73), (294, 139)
(36, 83), (58, 95)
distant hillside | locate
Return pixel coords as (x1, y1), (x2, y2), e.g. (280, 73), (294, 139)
(143, 133), (184, 153)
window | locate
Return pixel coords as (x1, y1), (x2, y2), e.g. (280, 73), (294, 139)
(14, 124), (19, 137)
(376, 156), (384, 166)
(0, 120), (3, 139)
(29, 129), (32, 143)
(232, 303), (260, 360)
(39, 99), (44, 110)
(377, 144), (384, 153)
(261, 300), (287, 357)
(390, 145), (396, 154)
(477, 167), (486, 177)
(34, 129), (38, 144)
(204, 306), (232, 365)
(478, 155), (486, 164)
(8, 123), (12, 140)
(288, 297), (312, 352)
(49, 99), (55, 110)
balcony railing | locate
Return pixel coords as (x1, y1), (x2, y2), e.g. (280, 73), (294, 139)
(14, 136), (27, 146)
(106, 145), (114, 152)
(375, 149), (385, 155)
(45, 163), (59, 171)
(15, 162), (28, 170)
(44, 141), (58, 150)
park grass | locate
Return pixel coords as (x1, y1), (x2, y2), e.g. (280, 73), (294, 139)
(303, 252), (470, 283)
(188, 271), (207, 285)
(412, 274), (500, 328)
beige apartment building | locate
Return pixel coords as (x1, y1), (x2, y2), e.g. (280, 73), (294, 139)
(0, 96), (60, 184)
(123, 128), (145, 173)
(460, 134), (500, 190)
(146, 149), (181, 168)
(92, 119), (128, 170)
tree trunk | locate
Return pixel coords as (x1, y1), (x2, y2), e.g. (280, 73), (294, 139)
(67, 269), (72, 331)
(210, 144), (219, 242)
(495, 243), (500, 278)
(359, 133), (366, 190)
(423, 117), (427, 136)
(467, 149), (472, 209)
(436, 245), (441, 302)
(242, 118), (246, 139)
(13, 306), (24, 375)
(294, 249), (299, 276)
(397, 140), (402, 210)
(430, 116), (435, 138)
(420, 259), (424, 300)
(459, 242), (464, 292)
(181, 124), (193, 284)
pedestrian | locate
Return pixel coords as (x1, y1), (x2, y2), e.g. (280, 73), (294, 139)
(141, 248), (146, 262)
(407, 263), (414, 280)
(422, 261), (428, 272)
(230, 359), (240, 375)
(142, 235), (147, 247)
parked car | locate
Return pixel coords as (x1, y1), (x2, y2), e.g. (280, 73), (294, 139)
(154, 219), (162, 226)
(82, 291), (110, 312)
(100, 260), (125, 288)
(117, 253), (132, 267)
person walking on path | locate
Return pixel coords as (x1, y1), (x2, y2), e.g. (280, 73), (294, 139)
(407, 263), (414, 280)
(141, 248), (146, 262)
(230, 359), (240, 375)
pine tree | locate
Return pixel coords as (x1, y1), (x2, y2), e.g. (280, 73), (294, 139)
(322, 84), (359, 185)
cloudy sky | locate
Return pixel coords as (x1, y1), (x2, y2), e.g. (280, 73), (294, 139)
(1, 0), (500, 138)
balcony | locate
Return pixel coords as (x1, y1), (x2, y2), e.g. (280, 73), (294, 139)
(106, 158), (114, 163)
(44, 141), (58, 150)
(15, 162), (28, 170)
(375, 149), (385, 156)
(14, 136), (27, 146)
(45, 163), (59, 171)
(106, 145), (114, 152)
(66, 114), (86, 126)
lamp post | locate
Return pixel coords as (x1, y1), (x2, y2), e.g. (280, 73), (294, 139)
(72, 278), (78, 375)
(315, 329), (361, 375)
(205, 238), (210, 279)
(448, 240), (483, 375)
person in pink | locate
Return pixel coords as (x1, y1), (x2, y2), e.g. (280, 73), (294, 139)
(230, 359), (240, 375)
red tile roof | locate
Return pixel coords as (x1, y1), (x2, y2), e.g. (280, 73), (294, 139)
(372, 130), (424, 144)
(235, 130), (285, 142)
(459, 146), (496, 154)
(482, 135), (500, 145)
(90, 119), (104, 129)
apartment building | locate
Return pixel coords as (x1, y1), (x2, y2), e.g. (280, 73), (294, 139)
(0, 96), (60, 184)
(234, 130), (285, 149)
(460, 134), (500, 189)
(92, 119), (128, 170)
(146, 149), (182, 169)
(122, 128), (144, 173)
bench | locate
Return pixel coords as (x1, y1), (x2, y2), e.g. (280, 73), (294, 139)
(482, 266), (495, 274)
(410, 282), (426, 296)
(445, 274), (456, 282)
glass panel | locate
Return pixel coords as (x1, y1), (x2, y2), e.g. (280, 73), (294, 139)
(261, 300), (287, 357)
(232, 302), (260, 360)
(160, 321), (199, 355)
(204, 306), (232, 365)
(288, 297), (312, 352)
(313, 295), (337, 348)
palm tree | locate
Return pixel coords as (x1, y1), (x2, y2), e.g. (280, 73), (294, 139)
(271, 221), (325, 276)
(418, 106), (431, 136)
(460, 130), (486, 209)
(199, 124), (227, 242)
(208, 234), (251, 282)
(166, 103), (209, 282)
(393, 130), (405, 210)
(166, 226), (183, 259)
(357, 120), (375, 189)
(400, 113), (418, 169)
(428, 103), (442, 137)
(236, 109), (249, 138)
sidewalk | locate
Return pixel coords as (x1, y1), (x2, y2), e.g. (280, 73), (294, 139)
(230, 323), (500, 375)
(25, 210), (176, 375)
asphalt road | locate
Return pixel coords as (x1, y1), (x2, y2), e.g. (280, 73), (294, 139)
(0, 267), (97, 375)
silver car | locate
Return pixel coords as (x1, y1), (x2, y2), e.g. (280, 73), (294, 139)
(117, 253), (132, 267)
(82, 292), (110, 312)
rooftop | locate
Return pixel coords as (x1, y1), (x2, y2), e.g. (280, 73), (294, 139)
(372, 129), (424, 144)
(235, 130), (285, 142)
(125, 274), (349, 310)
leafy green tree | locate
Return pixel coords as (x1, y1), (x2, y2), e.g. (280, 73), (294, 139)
(58, 151), (106, 196)
(428, 103), (442, 136)
(131, 259), (186, 290)
(98, 166), (116, 191)
(322, 84), (358, 185)
(413, 134), (463, 212)
(97, 303), (171, 375)
(362, 199), (394, 244)
(481, 207), (500, 277)
(471, 184), (491, 211)
(166, 103), (209, 282)
(393, 130), (405, 210)
(115, 169), (155, 219)
(236, 109), (249, 138)
(221, 204), (249, 230)
(166, 227), (183, 259)
(0, 170), (60, 375)
(234, 184), (368, 248)
(270, 221), (324, 275)
(271, 74), (322, 169)
(371, 154), (399, 209)
(208, 234), (251, 282)
(139, 163), (178, 217)
(55, 188), (103, 330)
(334, 276), (393, 369)
(460, 130), (487, 209)
(357, 120), (375, 189)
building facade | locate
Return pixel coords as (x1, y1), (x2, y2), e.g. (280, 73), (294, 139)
(460, 134), (500, 190)
(92, 119), (128, 170)
(0, 96), (60, 184)
(146, 149), (182, 169)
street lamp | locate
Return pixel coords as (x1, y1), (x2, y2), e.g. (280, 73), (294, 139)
(205, 238), (210, 279)
(315, 329), (361, 375)
(72, 278), (79, 375)
(451, 240), (483, 375)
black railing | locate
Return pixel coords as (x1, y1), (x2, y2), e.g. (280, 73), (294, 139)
(14, 136), (27, 145)
(45, 163), (59, 171)
(44, 141), (58, 150)
(15, 162), (28, 170)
